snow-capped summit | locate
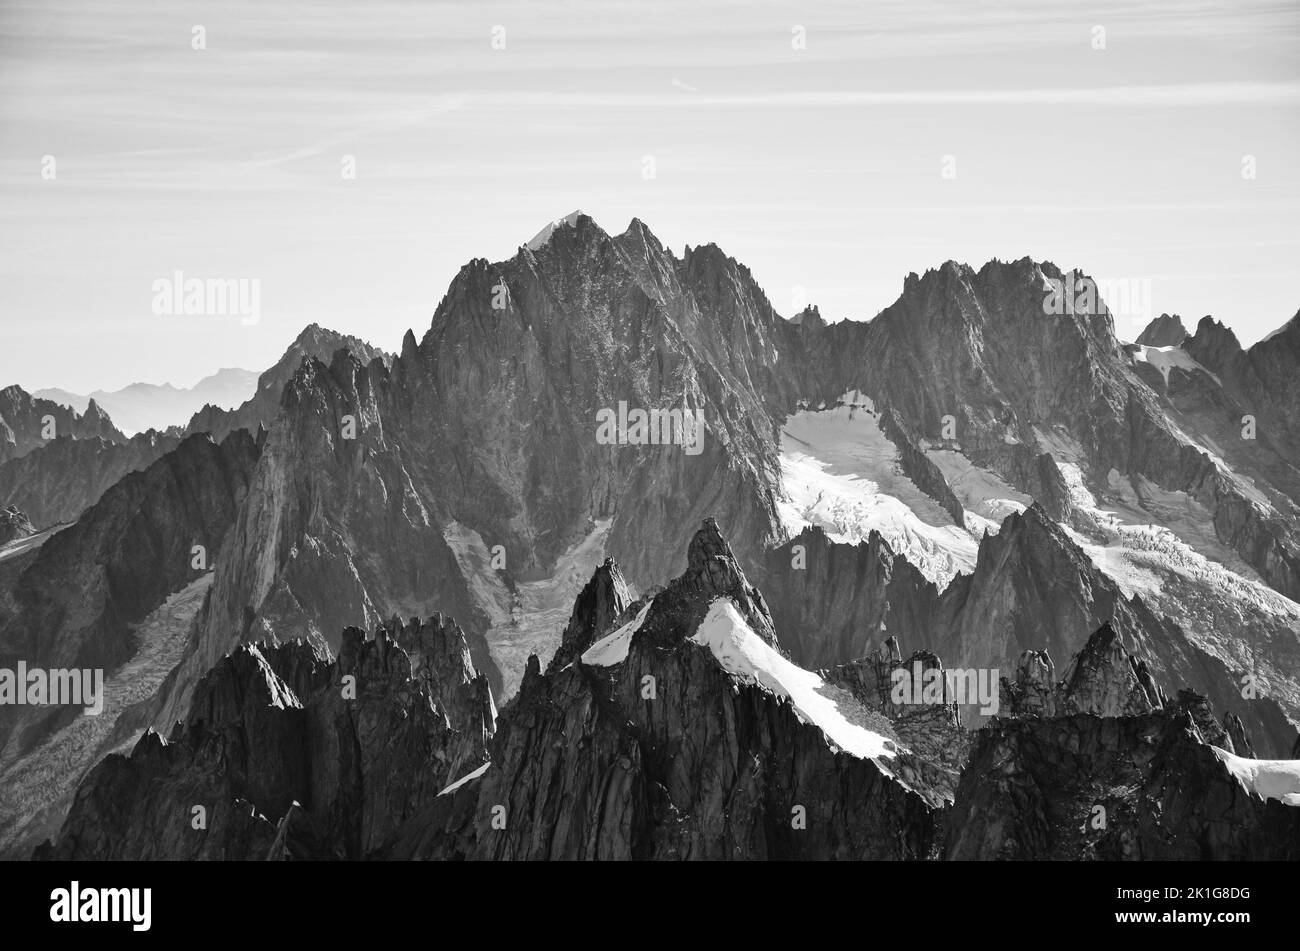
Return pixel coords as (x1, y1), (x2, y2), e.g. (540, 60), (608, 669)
(525, 209), (587, 251)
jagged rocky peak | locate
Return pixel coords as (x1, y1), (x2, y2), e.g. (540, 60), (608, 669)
(1135, 313), (1189, 347)
(547, 557), (634, 673)
(186, 640), (331, 732)
(645, 516), (779, 647)
(998, 623), (1263, 756)
(1184, 314), (1243, 368)
(1004, 623), (1167, 719)
(380, 612), (498, 741)
(38, 616), (496, 861)
(0, 504), (34, 545)
(820, 643), (970, 802)
(949, 626), (1299, 860)
(1058, 622), (1167, 717)
(789, 304), (825, 328)
(415, 514), (946, 861)
(524, 209), (591, 251)
(1002, 649), (1058, 717)
(289, 322), (389, 365)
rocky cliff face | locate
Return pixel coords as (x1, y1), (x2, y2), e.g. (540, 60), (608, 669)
(0, 431), (182, 530)
(0, 430), (260, 857)
(183, 323), (391, 444)
(390, 520), (941, 860)
(12, 216), (1300, 862)
(757, 525), (939, 671)
(38, 518), (1296, 863)
(948, 625), (1300, 859)
(36, 615), (493, 860)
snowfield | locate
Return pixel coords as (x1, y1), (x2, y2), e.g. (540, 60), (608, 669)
(1132, 344), (1220, 386)
(1213, 749), (1300, 807)
(525, 210), (585, 251)
(925, 447), (1031, 532)
(691, 598), (899, 762)
(780, 402), (1300, 725)
(581, 602), (653, 667)
(778, 402), (979, 587)
(0, 525), (66, 564)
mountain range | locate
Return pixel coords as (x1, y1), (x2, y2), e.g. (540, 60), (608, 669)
(2, 212), (1298, 860)
(35, 368), (259, 438)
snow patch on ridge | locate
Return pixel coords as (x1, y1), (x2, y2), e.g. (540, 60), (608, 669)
(437, 762), (489, 797)
(525, 210), (586, 251)
(691, 598), (900, 762)
(1212, 749), (1300, 807)
(1133, 345), (1221, 386)
(581, 602), (653, 667)
(0, 524), (67, 563)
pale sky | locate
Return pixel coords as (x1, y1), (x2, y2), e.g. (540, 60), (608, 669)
(2, 0), (1298, 393)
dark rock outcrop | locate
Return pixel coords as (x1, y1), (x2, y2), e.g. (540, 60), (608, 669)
(948, 708), (1300, 860)
(35, 615), (494, 861)
(0, 505), (34, 546)
(947, 625), (1300, 859)
(546, 558), (634, 674)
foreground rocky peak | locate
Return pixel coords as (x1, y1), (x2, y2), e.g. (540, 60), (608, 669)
(546, 558), (634, 674)
(37, 614), (495, 861)
(950, 622), (1300, 859)
(384, 518), (941, 860)
(1003, 623), (1168, 719)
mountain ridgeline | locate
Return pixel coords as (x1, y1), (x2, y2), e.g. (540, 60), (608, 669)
(6, 212), (1300, 860)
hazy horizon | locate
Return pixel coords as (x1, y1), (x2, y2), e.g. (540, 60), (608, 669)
(3, 0), (1298, 393)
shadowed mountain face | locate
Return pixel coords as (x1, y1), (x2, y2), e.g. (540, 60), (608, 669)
(36, 614), (494, 861)
(113, 218), (1300, 759)
(947, 624), (1300, 860)
(37, 521), (1299, 862)
(0, 430), (261, 857)
(9, 214), (1300, 860)
(1135, 313), (1190, 347)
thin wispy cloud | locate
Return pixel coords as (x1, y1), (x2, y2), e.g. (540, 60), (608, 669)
(1, 0), (1297, 391)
